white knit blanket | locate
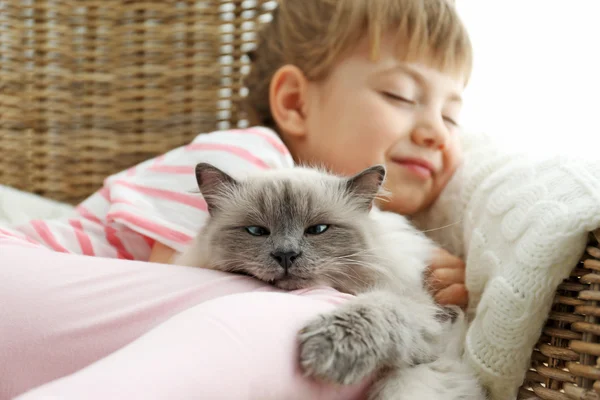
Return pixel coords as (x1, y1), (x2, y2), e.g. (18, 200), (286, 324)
(413, 131), (600, 399)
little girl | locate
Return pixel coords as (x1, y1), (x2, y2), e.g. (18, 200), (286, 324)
(4, 0), (595, 399)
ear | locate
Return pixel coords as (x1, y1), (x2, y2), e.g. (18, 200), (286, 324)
(345, 165), (386, 210)
(195, 163), (238, 214)
(269, 64), (309, 138)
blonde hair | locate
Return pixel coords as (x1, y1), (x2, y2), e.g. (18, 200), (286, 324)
(244, 0), (472, 129)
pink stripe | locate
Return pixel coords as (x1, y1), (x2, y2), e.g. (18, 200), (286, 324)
(0, 241), (42, 249)
(99, 186), (110, 201)
(148, 165), (195, 175)
(105, 225), (134, 260)
(113, 180), (207, 211)
(0, 236), (45, 249)
(109, 210), (193, 244)
(30, 220), (69, 253)
(0, 228), (18, 237)
(111, 198), (136, 207)
(69, 219), (96, 256)
(76, 206), (130, 259)
(73, 206), (135, 259)
(76, 206), (104, 225)
(153, 154), (166, 166)
(185, 142), (270, 169)
(102, 199), (183, 250)
(126, 166), (137, 176)
(240, 128), (290, 156)
(0, 228), (40, 245)
(143, 235), (156, 248)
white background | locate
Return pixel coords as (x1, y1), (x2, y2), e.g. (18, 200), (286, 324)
(456, 1), (600, 157)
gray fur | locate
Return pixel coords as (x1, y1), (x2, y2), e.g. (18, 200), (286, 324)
(175, 163), (486, 400)
(176, 163), (388, 293)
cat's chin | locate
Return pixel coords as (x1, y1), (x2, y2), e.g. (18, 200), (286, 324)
(235, 270), (314, 290)
(271, 277), (315, 291)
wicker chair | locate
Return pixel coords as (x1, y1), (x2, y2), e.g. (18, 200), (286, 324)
(0, 2), (598, 399)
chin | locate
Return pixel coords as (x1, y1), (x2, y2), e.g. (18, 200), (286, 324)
(239, 269), (317, 290)
(376, 196), (423, 216)
(272, 277), (315, 290)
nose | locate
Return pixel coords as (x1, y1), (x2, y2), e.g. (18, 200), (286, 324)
(411, 117), (448, 150)
(270, 250), (301, 271)
(412, 126), (447, 150)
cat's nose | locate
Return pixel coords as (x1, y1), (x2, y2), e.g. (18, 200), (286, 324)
(270, 250), (301, 271)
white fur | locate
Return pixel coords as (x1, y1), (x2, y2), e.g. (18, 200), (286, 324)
(357, 209), (487, 400)
(174, 165), (485, 399)
(370, 311), (487, 400)
(367, 207), (436, 290)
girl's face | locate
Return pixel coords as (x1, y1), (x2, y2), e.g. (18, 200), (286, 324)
(281, 37), (466, 216)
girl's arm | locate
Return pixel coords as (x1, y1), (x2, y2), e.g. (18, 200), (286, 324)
(101, 127), (294, 261)
(148, 242), (177, 264)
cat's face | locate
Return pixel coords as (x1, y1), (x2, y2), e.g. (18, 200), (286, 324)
(194, 164), (386, 292)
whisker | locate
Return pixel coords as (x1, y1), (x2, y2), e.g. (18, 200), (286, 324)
(332, 251), (395, 266)
(319, 271), (356, 290)
(419, 220), (463, 234)
(320, 260), (375, 288)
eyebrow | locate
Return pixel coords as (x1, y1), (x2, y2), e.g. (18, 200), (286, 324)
(385, 64), (463, 104)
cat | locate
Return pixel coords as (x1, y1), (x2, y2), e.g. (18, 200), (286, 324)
(175, 162), (486, 400)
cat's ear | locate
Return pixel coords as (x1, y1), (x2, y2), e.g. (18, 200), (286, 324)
(345, 165), (386, 210)
(195, 163), (238, 214)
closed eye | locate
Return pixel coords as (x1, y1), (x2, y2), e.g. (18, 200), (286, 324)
(381, 92), (416, 105)
(305, 224), (329, 235)
(245, 226), (270, 236)
(443, 116), (459, 127)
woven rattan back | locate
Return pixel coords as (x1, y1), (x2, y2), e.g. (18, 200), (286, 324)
(0, 0), (274, 204)
(519, 232), (600, 400)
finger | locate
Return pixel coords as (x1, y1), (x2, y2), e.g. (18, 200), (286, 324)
(428, 249), (465, 271)
(427, 267), (465, 293)
(434, 284), (469, 308)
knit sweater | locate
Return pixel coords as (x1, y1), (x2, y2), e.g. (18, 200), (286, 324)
(413, 130), (600, 399)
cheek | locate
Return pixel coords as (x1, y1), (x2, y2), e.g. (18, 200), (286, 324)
(434, 139), (463, 193)
(444, 138), (463, 175)
(344, 93), (397, 134)
(320, 105), (401, 173)
(307, 229), (366, 257)
(348, 93), (414, 152)
(217, 232), (266, 260)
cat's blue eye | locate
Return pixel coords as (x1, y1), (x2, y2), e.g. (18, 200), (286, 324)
(245, 226), (270, 236)
(305, 224), (329, 235)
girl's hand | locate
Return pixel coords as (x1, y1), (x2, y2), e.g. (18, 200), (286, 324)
(426, 248), (469, 308)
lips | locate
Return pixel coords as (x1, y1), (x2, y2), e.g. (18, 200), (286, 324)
(392, 157), (436, 179)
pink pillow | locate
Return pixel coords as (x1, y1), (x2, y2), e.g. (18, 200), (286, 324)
(1, 239), (370, 399)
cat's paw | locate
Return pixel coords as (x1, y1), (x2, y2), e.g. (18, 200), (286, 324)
(298, 309), (382, 385)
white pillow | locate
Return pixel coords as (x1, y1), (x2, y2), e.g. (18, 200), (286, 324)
(0, 185), (74, 226)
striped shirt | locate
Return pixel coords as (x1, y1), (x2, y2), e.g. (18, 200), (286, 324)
(1, 127), (294, 259)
